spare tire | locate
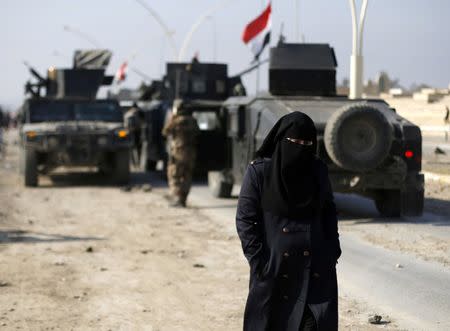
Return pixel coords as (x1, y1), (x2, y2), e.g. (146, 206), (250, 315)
(324, 103), (393, 172)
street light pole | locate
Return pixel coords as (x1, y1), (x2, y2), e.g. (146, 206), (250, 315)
(206, 16), (218, 62)
(178, 0), (235, 62)
(63, 25), (101, 47)
(134, 0), (178, 60)
(295, 0), (300, 42)
(348, 0), (368, 99)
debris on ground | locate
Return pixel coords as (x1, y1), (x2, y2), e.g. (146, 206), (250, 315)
(85, 246), (94, 253)
(368, 314), (391, 325)
(395, 263), (403, 269)
(0, 282), (11, 287)
(193, 263), (205, 268)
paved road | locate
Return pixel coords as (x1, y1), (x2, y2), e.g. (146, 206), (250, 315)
(188, 184), (450, 331)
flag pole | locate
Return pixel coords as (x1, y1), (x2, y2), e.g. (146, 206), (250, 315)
(256, 59), (260, 94)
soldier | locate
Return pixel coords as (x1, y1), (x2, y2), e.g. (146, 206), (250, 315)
(162, 99), (200, 207)
(124, 102), (143, 166)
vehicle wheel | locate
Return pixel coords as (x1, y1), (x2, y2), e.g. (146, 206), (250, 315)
(324, 103), (393, 172)
(208, 171), (233, 198)
(113, 150), (130, 184)
(19, 147), (25, 175)
(375, 190), (401, 217)
(24, 148), (38, 187)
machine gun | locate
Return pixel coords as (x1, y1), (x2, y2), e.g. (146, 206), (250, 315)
(23, 61), (48, 98)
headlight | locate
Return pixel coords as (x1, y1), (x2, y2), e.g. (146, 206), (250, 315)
(26, 131), (37, 139)
(116, 129), (128, 139)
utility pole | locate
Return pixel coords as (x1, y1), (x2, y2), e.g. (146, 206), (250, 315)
(348, 0), (368, 99)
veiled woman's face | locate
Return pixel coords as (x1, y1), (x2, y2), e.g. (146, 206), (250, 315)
(285, 137), (314, 146)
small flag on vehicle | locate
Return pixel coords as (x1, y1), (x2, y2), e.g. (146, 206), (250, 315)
(115, 61), (128, 83)
(242, 2), (272, 61)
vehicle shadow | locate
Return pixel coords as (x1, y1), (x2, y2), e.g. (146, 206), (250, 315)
(38, 170), (167, 189)
(335, 193), (450, 227)
(0, 229), (103, 244)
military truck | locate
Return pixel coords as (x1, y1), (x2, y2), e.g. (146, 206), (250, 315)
(163, 61), (246, 176)
(19, 50), (131, 186)
(115, 60), (246, 176)
(208, 43), (424, 217)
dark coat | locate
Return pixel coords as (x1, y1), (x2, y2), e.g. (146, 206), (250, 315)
(236, 158), (341, 331)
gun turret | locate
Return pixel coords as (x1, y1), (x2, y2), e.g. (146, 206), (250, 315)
(164, 62), (229, 101)
(24, 49), (114, 99)
(269, 43), (337, 96)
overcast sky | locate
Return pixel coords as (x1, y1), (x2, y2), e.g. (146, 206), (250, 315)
(2, 0), (449, 109)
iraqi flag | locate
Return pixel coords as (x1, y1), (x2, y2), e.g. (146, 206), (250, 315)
(242, 2), (272, 61)
(115, 61), (128, 83)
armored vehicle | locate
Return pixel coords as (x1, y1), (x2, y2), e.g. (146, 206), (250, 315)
(19, 50), (131, 187)
(208, 43), (423, 217)
(117, 60), (246, 175)
(163, 61), (246, 175)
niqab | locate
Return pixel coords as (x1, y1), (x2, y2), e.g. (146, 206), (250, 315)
(256, 112), (318, 218)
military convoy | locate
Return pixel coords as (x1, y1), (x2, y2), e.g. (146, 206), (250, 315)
(19, 50), (131, 186)
(20, 42), (424, 217)
(207, 43), (424, 217)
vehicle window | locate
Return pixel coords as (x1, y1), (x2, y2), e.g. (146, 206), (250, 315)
(29, 102), (72, 122)
(193, 111), (219, 131)
(192, 78), (207, 94)
(74, 103), (123, 122)
(216, 80), (226, 94)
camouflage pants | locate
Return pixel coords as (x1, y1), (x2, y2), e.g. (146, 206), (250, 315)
(167, 158), (195, 203)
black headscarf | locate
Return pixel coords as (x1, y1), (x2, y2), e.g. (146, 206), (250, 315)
(256, 112), (318, 218)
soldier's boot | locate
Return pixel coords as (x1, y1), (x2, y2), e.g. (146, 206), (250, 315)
(169, 199), (185, 208)
(169, 195), (186, 208)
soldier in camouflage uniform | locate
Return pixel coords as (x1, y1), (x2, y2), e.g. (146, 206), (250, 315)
(162, 99), (200, 207)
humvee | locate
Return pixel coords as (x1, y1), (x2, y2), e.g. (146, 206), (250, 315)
(119, 61), (247, 176)
(208, 43), (424, 217)
(19, 50), (131, 186)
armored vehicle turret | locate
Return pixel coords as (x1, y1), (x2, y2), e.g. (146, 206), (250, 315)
(208, 42), (423, 217)
(19, 50), (131, 186)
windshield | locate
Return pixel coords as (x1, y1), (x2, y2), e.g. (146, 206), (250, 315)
(29, 101), (123, 123)
(74, 103), (123, 122)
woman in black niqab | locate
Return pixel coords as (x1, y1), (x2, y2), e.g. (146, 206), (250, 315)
(256, 111), (318, 218)
(236, 111), (341, 331)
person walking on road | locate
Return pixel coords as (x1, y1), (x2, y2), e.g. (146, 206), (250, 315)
(236, 112), (341, 331)
(162, 99), (200, 207)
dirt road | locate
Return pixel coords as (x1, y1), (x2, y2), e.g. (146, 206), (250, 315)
(2, 126), (450, 330)
(0, 131), (406, 331)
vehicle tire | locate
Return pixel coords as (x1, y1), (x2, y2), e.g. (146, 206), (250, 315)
(375, 190), (401, 217)
(324, 103), (393, 172)
(113, 149), (130, 184)
(24, 148), (38, 187)
(208, 171), (233, 198)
